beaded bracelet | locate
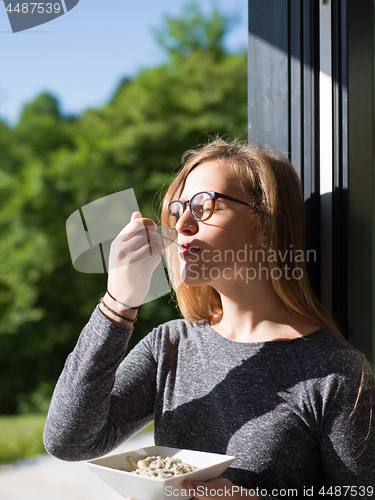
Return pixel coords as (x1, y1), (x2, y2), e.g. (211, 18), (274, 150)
(100, 298), (138, 323)
(106, 288), (140, 310)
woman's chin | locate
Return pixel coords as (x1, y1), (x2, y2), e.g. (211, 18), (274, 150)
(179, 265), (208, 287)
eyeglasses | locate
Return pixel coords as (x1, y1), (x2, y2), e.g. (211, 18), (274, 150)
(167, 191), (256, 229)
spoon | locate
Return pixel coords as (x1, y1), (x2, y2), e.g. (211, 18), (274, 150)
(156, 228), (183, 249)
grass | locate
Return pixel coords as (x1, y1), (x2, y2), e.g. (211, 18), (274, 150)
(0, 415), (154, 465)
(0, 413), (47, 464)
(138, 421), (154, 434)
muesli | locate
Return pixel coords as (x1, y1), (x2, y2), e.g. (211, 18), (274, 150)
(125, 455), (197, 478)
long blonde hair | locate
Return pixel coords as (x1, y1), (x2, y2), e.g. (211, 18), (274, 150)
(161, 138), (344, 340)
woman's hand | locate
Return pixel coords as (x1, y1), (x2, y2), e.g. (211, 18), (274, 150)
(107, 211), (164, 309)
(180, 478), (260, 499)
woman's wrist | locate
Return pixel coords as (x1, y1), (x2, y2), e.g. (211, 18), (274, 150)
(98, 292), (138, 328)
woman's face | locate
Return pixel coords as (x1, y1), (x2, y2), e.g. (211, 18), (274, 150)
(174, 159), (266, 288)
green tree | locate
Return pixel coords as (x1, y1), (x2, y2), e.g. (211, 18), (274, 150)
(154, 0), (236, 61)
(0, 1), (247, 414)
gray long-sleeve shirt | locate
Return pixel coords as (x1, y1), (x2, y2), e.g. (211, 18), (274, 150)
(44, 306), (375, 498)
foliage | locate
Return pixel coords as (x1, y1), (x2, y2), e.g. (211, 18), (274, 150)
(0, 414), (46, 463)
(0, 415), (153, 464)
(154, 0), (237, 61)
(0, 1), (247, 414)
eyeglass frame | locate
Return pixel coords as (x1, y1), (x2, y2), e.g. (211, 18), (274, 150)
(167, 190), (257, 229)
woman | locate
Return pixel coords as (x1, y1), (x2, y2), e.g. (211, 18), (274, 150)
(44, 139), (375, 499)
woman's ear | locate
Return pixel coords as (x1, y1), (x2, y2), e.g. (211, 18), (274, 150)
(257, 227), (268, 249)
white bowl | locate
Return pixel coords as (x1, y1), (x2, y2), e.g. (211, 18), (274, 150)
(87, 445), (235, 500)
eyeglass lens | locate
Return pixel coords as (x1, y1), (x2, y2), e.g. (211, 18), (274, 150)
(168, 192), (213, 228)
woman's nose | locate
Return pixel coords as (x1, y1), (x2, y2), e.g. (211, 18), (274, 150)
(175, 207), (199, 235)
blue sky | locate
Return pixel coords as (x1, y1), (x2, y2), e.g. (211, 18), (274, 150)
(0, 0), (248, 125)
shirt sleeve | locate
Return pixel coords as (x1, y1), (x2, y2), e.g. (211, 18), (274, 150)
(43, 306), (157, 461)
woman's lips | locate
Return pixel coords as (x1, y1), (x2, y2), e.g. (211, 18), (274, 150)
(178, 245), (200, 257)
